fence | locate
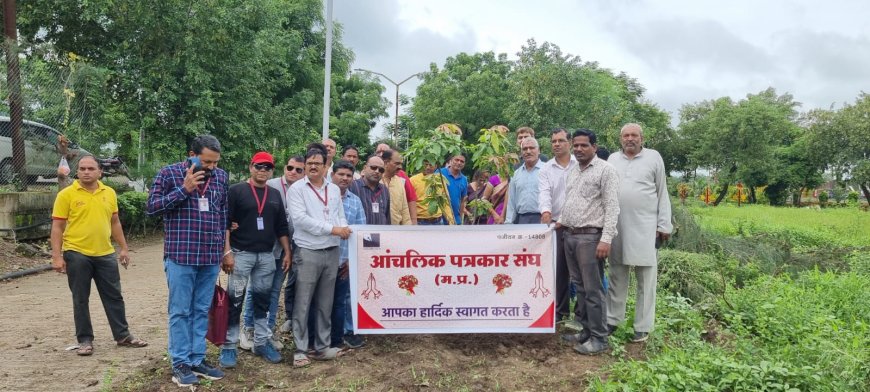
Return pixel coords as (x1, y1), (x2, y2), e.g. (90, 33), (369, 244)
(1, 38), (100, 191)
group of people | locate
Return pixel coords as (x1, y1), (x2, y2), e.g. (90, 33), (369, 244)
(49, 121), (672, 388)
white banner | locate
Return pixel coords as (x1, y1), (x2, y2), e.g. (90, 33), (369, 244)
(349, 225), (556, 334)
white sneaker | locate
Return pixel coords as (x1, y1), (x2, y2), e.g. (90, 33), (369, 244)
(270, 330), (284, 350)
(239, 327), (254, 351)
(279, 320), (292, 333)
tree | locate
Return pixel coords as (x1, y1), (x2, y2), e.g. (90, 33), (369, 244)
(412, 51), (512, 144)
(807, 94), (870, 203)
(676, 88), (818, 206)
(331, 73), (389, 152)
(14, 0), (386, 173)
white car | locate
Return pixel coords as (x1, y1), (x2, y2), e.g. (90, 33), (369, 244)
(0, 116), (91, 184)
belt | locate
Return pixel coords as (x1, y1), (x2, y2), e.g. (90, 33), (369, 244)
(564, 226), (603, 234)
(310, 246), (338, 252)
(418, 217), (442, 222)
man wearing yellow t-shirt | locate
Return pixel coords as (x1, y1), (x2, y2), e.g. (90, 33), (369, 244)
(410, 160), (455, 225)
(51, 155), (148, 356)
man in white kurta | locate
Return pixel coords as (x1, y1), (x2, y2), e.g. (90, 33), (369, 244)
(606, 123), (672, 343)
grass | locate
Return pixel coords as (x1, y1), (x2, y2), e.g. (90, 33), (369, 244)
(689, 204), (870, 248)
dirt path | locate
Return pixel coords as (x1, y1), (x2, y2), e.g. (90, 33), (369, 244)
(0, 240), (168, 392)
(0, 238), (634, 391)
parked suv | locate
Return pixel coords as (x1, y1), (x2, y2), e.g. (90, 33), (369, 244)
(0, 116), (91, 184)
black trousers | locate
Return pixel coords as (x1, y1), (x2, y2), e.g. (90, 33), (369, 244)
(64, 250), (130, 343)
(554, 227), (579, 321)
(562, 232), (608, 339)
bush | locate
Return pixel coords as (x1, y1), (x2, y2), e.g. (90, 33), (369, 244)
(591, 272), (870, 392)
(658, 249), (735, 304)
(817, 190), (829, 206)
(847, 191), (860, 204)
(117, 191), (161, 236)
(103, 178), (134, 195)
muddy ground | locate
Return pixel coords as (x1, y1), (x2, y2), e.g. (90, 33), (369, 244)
(0, 236), (644, 392)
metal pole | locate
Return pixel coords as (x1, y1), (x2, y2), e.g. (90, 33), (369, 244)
(321, 0), (334, 141)
(353, 69), (422, 146)
(394, 86), (399, 144)
(4, 0), (26, 190)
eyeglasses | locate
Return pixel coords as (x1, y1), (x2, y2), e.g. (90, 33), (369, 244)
(369, 165), (385, 173)
(306, 161), (324, 167)
(253, 163), (274, 171)
(286, 165), (304, 173)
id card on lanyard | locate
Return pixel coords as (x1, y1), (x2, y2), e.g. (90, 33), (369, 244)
(198, 178), (212, 212)
(249, 181), (269, 231)
(371, 187), (383, 214)
(308, 182), (330, 220)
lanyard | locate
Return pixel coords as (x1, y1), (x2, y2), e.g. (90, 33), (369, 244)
(197, 177), (212, 198)
(371, 187), (383, 203)
(248, 180), (269, 216)
(307, 182), (328, 207)
(281, 177), (288, 196)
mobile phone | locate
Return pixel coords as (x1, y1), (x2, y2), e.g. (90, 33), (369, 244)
(186, 156), (211, 178)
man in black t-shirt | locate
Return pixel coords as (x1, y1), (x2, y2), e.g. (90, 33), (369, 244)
(219, 152), (291, 367)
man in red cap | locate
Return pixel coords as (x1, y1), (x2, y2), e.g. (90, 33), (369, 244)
(220, 151), (291, 367)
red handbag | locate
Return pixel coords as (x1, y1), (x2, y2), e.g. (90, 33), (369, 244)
(206, 280), (229, 346)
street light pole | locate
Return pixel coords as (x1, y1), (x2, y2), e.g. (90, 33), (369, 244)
(354, 68), (421, 144)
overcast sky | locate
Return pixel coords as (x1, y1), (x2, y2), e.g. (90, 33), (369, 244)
(334, 0), (870, 134)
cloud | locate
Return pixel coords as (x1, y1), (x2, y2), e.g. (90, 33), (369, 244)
(612, 18), (779, 77)
(333, 0), (478, 136)
(334, 0), (476, 80)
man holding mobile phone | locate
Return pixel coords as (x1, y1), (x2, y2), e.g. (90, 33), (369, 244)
(147, 135), (231, 387)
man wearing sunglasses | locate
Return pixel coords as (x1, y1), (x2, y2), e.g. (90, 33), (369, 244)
(235, 155), (302, 344)
(348, 156), (391, 225)
(220, 152), (291, 367)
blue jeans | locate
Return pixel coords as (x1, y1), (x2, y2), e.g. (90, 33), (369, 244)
(244, 257), (285, 329)
(223, 251), (275, 349)
(164, 259), (220, 367)
(344, 289), (353, 334)
(309, 266), (349, 348)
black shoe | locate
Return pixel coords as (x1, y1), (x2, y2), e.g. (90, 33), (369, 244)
(631, 331), (649, 343)
(573, 338), (610, 355)
(344, 333), (365, 349)
(607, 324), (618, 335)
(560, 329), (590, 345)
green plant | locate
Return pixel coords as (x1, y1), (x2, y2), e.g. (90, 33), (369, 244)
(117, 191), (161, 236)
(469, 126), (516, 180)
(847, 190), (860, 205)
(817, 190), (829, 206)
(466, 198), (492, 221)
(405, 129), (464, 175)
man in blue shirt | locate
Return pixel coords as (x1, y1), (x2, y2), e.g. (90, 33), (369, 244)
(506, 138), (545, 224)
(438, 154), (468, 225)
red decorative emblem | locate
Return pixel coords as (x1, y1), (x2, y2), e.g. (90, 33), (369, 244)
(398, 275), (418, 295)
(492, 273), (513, 294)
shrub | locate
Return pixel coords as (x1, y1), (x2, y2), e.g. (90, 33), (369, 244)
(117, 191), (161, 236)
(817, 190), (829, 206)
(103, 178), (134, 195)
(847, 191), (860, 204)
(591, 272), (870, 392)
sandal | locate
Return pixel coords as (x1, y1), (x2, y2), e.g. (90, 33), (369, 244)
(76, 342), (93, 356)
(116, 335), (148, 348)
(310, 347), (345, 361)
(293, 353), (311, 368)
